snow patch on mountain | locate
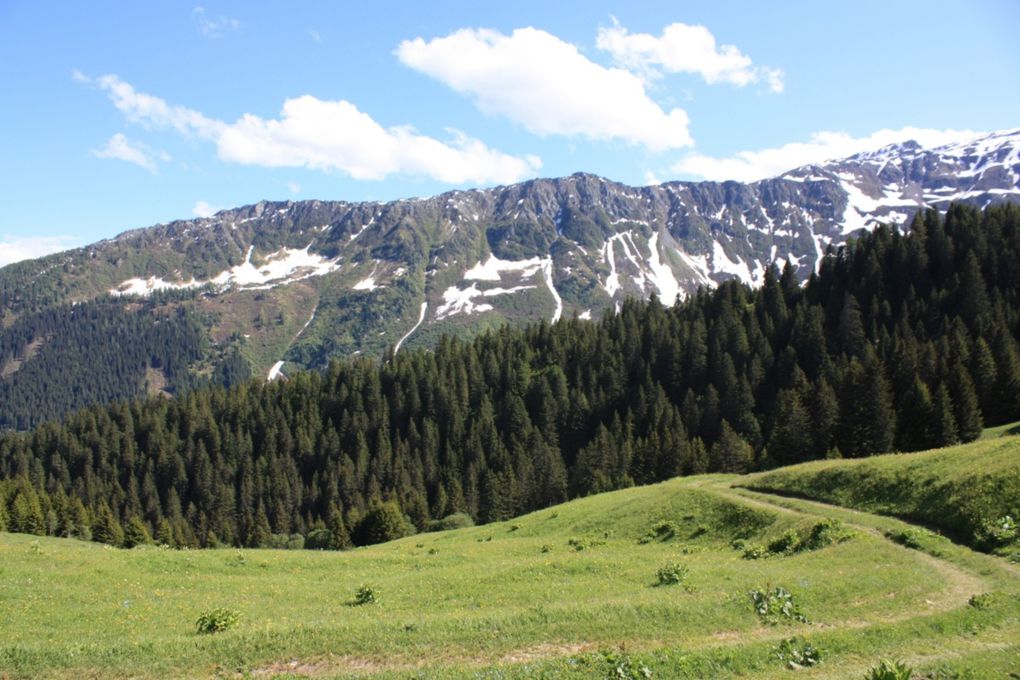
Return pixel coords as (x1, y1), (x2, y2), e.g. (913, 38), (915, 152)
(646, 233), (682, 303)
(711, 241), (754, 285)
(111, 244), (341, 296)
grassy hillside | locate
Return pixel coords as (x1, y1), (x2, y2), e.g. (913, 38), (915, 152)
(742, 432), (1020, 552)
(2, 471), (1019, 679)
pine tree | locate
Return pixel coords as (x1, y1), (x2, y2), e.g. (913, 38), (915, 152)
(710, 421), (754, 473)
(326, 505), (352, 550)
(123, 516), (153, 548)
(930, 384), (958, 448)
(768, 389), (814, 466)
(948, 364), (982, 442)
(91, 501), (125, 546)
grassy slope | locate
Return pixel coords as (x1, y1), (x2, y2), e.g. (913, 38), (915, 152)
(742, 433), (1020, 549)
(1, 468), (1019, 678)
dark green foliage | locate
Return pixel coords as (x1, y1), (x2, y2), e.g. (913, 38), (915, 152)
(595, 649), (653, 679)
(774, 637), (821, 669)
(0, 299), (213, 429)
(1, 204), (1019, 548)
(750, 585), (808, 624)
(968, 593), (995, 609)
(864, 659), (913, 680)
(426, 512), (475, 532)
(356, 500), (413, 546)
(803, 519), (854, 549)
(352, 584), (377, 606)
(654, 561), (691, 587)
(767, 530), (803, 555)
(195, 608), (240, 634)
(885, 528), (932, 550)
(123, 516), (152, 548)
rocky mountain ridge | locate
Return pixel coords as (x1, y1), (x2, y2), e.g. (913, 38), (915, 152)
(1, 129), (1017, 389)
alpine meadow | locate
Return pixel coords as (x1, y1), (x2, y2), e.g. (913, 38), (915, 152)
(2, 2), (1020, 678)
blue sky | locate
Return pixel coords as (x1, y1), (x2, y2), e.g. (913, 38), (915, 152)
(0, 0), (1018, 264)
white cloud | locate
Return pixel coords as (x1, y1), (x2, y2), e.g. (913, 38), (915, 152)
(0, 235), (78, 268)
(396, 27), (692, 152)
(643, 170), (662, 186)
(192, 200), (220, 218)
(596, 21), (784, 93)
(89, 74), (222, 138)
(91, 133), (163, 173)
(672, 127), (983, 182)
(287, 181), (301, 194)
(308, 29), (322, 43)
(192, 7), (239, 38)
(83, 73), (539, 185)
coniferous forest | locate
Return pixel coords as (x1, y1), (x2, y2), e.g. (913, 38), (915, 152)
(1, 203), (1019, 549)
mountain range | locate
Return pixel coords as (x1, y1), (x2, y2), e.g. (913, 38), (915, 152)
(0, 128), (1017, 427)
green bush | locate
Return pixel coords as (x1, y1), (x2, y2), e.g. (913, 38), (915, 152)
(967, 592), (995, 609)
(639, 519), (680, 544)
(357, 500), (414, 545)
(426, 512), (475, 532)
(774, 637), (820, 669)
(885, 528), (931, 550)
(598, 649), (652, 679)
(749, 585), (807, 625)
(803, 519), (855, 549)
(655, 561), (691, 588)
(742, 543), (768, 560)
(864, 659), (912, 680)
(353, 584), (377, 606)
(195, 608), (240, 634)
(767, 529), (803, 555)
(976, 514), (1017, 549)
(568, 535), (606, 551)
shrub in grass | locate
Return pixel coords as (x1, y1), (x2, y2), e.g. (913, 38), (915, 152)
(803, 519), (855, 549)
(976, 514), (1017, 549)
(639, 519), (680, 544)
(598, 649), (653, 679)
(742, 543), (768, 560)
(749, 585), (807, 624)
(864, 659), (912, 680)
(353, 584), (377, 605)
(655, 561), (691, 588)
(968, 592), (995, 609)
(568, 535), (606, 551)
(885, 528), (931, 550)
(774, 636), (821, 669)
(426, 512), (475, 532)
(767, 529), (803, 555)
(195, 608), (240, 634)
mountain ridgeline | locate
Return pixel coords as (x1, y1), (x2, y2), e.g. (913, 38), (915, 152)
(0, 130), (1016, 428)
(1, 203), (1019, 548)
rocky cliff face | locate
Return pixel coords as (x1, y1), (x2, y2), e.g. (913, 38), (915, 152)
(3, 129), (1018, 380)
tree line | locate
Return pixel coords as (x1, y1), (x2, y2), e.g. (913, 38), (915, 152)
(1, 203), (1019, 549)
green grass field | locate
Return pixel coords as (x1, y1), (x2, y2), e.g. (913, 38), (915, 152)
(742, 430), (1020, 552)
(2, 441), (1020, 678)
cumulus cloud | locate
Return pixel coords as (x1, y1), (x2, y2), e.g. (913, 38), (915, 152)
(192, 7), (239, 38)
(91, 133), (165, 173)
(82, 73), (539, 185)
(672, 127), (983, 182)
(192, 200), (220, 218)
(596, 21), (784, 93)
(396, 27), (692, 152)
(0, 235), (78, 268)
